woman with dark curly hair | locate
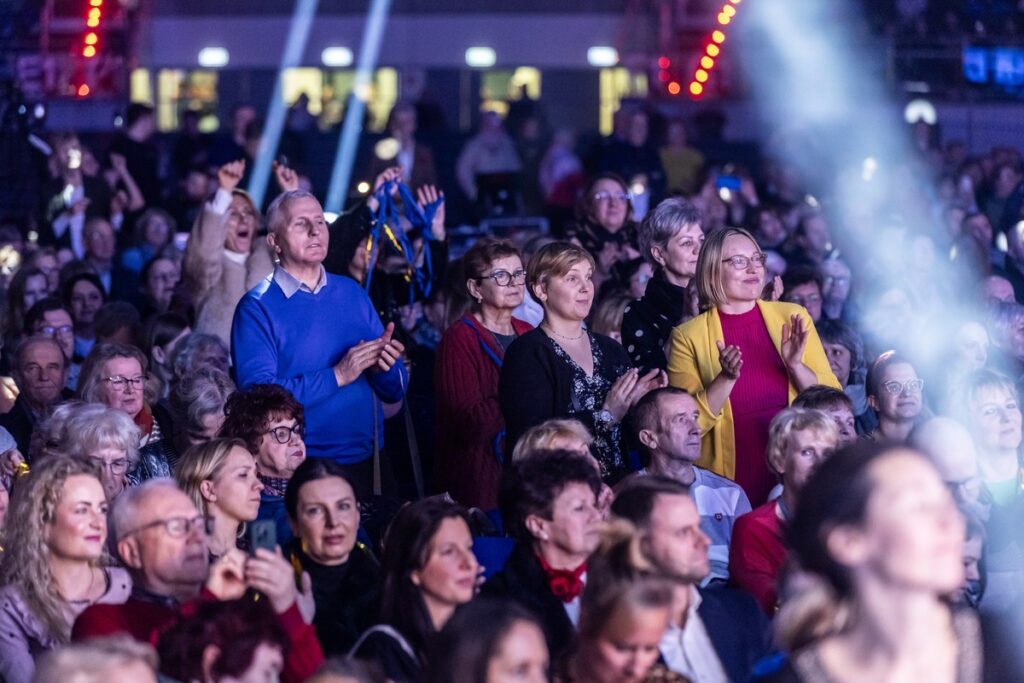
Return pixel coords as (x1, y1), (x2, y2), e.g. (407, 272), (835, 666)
(219, 383), (306, 545)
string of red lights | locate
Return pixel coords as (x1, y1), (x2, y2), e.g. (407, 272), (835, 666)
(688, 0), (741, 98)
(76, 0), (105, 96)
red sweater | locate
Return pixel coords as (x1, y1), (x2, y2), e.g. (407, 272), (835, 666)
(72, 590), (323, 683)
(719, 306), (790, 506)
(729, 500), (786, 614)
(434, 314), (533, 509)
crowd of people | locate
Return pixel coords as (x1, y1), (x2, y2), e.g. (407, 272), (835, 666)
(0, 91), (1019, 683)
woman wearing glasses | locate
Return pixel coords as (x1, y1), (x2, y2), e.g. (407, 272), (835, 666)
(567, 174), (641, 291)
(864, 351), (926, 444)
(175, 437), (262, 560)
(0, 456), (131, 683)
(78, 343), (174, 481)
(667, 227), (838, 506)
(435, 238), (532, 509)
(219, 383), (307, 546)
(500, 242), (665, 480)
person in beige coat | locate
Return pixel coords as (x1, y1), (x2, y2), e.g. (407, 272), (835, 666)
(184, 160), (274, 347)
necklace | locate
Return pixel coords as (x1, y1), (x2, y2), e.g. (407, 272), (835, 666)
(543, 325), (584, 341)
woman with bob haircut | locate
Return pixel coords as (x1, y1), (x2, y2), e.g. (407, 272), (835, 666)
(762, 441), (981, 682)
(421, 597), (549, 683)
(60, 402), (142, 500)
(500, 241), (664, 479)
(566, 173), (641, 290)
(285, 457), (380, 656)
(174, 437), (262, 559)
(434, 237), (533, 509)
(351, 497), (480, 683)
(667, 226), (837, 505)
(0, 456), (132, 683)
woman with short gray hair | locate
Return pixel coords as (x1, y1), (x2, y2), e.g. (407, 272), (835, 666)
(61, 403), (142, 499)
(621, 197), (704, 372)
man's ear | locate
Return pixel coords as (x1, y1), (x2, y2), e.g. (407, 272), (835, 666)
(117, 536), (143, 570)
(637, 428), (659, 452)
(524, 513), (550, 542)
(266, 231), (280, 256)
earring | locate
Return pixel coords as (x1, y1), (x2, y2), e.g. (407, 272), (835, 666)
(475, 296), (483, 303)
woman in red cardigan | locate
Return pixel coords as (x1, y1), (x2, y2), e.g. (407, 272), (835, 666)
(434, 238), (533, 509)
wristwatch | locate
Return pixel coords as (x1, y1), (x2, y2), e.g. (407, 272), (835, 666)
(596, 409), (615, 424)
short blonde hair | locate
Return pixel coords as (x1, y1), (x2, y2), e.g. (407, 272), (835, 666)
(590, 294), (630, 339)
(512, 418), (594, 462)
(695, 226), (762, 310)
(526, 241), (596, 301)
(175, 437), (249, 515)
(766, 407), (839, 475)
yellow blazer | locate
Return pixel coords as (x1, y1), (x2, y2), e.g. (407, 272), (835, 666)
(666, 300), (840, 480)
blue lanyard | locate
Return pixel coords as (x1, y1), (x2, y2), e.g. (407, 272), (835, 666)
(366, 180), (443, 303)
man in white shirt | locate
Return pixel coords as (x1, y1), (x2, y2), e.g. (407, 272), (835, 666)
(612, 476), (770, 683)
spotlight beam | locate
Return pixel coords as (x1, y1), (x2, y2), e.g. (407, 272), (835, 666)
(247, 0), (320, 207)
(324, 0), (394, 214)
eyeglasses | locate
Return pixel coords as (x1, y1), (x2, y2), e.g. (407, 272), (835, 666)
(784, 293), (822, 305)
(721, 253), (767, 270)
(103, 375), (146, 392)
(39, 324), (73, 337)
(592, 191), (631, 204)
(881, 379), (925, 395)
(90, 456), (129, 474)
(123, 515), (214, 539)
(478, 269), (526, 287)
(265, 424), (303, 444)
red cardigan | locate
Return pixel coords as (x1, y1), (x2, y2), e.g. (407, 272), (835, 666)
(72, 590), (323, 683)
(729, 500), (786, 614)
(434, 313), (533, 509)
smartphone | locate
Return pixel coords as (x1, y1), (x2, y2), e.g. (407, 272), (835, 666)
(715, 174), (741, 191)
(248, 520), (277, 554)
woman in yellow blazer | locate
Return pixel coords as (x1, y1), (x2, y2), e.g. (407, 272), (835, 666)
(667, 227), (839, 505)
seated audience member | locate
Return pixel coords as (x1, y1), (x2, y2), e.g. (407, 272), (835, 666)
(92, 302), (141, 347)
(762, 442), (978, 682)
(285, 458), (380, 656)
(174, 438), (262, 559)
(62, 272), (106, 360)
(815, 319), (875, 434)
(792, 384), (858, 446)
(32, 636), (158, 683)
(482, 450), (603, 660)
(959, 513), (986, 609)
(78, 343), (174, 478)
(559, 522), (686, 683)
(982, 274), (1016, 305)
(168, 367), (235, 459)
(589, 292), (631, 344)
(629, 387), (751, 581)
(0, 457), (131, 683)
(0, 337), (70, 455)
(351, 497), (480, 683)
(511, 418), (613, 518)
(25, 297), (80, 391)
(622, 198), (704, 372)
(730, 407), (838, 613)
(612, 476), (771, 682)
(864, 351), (926, 444)
(421, 598), (549, 683)
(909, 416), (988, 521)
(141, 312), (190, 401)
(62, 403), (142, 499)
(219, 383), (307, 546)
(71, 479), (323, 682)
(780, 265), (824, 322)
(819, 257), (852, 321)
(433, 237), (532, 510)
(157, 598), (289, 683)
(170, 331), (231, 383)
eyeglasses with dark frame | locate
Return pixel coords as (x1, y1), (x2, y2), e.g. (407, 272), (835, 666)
(265, 424), (304, 444)
(103, 375), (146, 392)
(122, 515), (214, 539)
(476, 269), (527, 287)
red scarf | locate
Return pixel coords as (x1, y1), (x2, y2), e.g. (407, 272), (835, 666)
(536, 553), (587, 603)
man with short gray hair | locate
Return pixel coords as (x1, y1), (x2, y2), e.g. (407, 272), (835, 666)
(231, 190), (407, 495)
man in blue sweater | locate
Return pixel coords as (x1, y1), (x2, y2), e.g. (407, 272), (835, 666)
(231, 190), (407, 495)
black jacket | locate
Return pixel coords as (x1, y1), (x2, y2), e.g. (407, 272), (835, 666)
(697, 583), (772, 683)
(621, 273), (691, 373)
(289, 541), (381, 657)
(0, 394), (38, 456)
(480, 542), (577, 661)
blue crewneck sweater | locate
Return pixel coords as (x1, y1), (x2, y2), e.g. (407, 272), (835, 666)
(231, 272), (407, 463)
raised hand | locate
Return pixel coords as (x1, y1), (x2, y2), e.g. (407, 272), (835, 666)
(627, 368), (668, 406)
(109, 152), (128, 176)
(769, 275), (783, 301)
(206, 549), (248, 602)
(272, 160), (300, 193)
(296, 571), (316, 624)
(781, 314), (809, 368)
(334, 338), (386, 386)
(367, 166), (403, 212)
(244, 547), (299, 615)
(416, 185), (446, 240)
(374, 322), (406, 373)
(218, 159), (246, 192)
(716, 340), (743, 380)
(602, 368), (640, 422)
